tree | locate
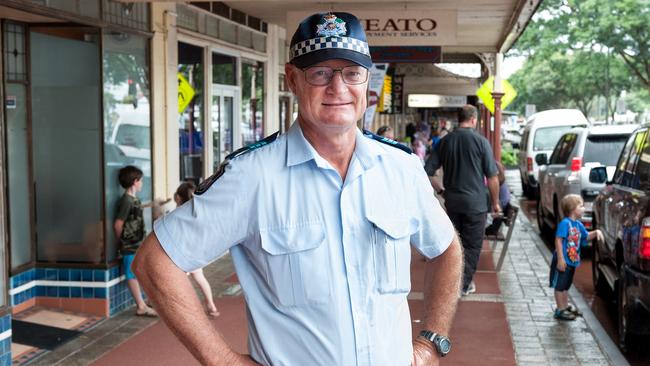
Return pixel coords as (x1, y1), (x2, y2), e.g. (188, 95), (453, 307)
(572, 0), (650, 92)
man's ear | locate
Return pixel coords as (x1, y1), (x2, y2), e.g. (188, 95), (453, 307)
(285, 63), (298, 94)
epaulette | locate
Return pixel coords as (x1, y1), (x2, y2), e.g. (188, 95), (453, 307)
(362, 130), (412, 154)
(195, 131), (280, 195)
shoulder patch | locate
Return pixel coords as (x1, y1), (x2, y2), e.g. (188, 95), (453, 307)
(362, 130), (412, 154)
(195, 131), (280, 195)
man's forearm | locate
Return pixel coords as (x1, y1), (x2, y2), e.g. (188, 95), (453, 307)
(134, 234), (247, 366)
(428, 175), (444, 193)
(421, 234), (463, 335)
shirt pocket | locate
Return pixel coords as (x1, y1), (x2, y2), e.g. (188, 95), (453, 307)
(259, 223), (330, 307)
(367, 215), (419, 294)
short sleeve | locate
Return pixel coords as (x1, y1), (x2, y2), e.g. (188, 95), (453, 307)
(482, 138), (498, 178)
(115, 195), (132, 221)
(409, 154), (455, 259)
(555, 219), (569, 239)
(153, 160), (257, 272)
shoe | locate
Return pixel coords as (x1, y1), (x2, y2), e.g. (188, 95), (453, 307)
(135, 307), (158, 317)
(566, 305), (583, 317)
(554, 308), (576, 321)
(462, 281), (476, 296)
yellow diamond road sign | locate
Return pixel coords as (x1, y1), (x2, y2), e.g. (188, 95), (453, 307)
(476, 76), (517, 114)
(178, 73), (196, 114)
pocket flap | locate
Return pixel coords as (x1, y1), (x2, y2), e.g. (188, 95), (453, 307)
(260, 223), (325, 255)
(367, 215), (420, 239)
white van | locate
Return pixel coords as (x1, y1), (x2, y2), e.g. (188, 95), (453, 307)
(518, 109), (589, 198)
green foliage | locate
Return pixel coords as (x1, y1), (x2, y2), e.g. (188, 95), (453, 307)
(508, 0), (648, 118)
(501, 145), (518, 168)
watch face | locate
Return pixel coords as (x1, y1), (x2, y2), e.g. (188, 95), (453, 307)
(439, 338), (451, 354)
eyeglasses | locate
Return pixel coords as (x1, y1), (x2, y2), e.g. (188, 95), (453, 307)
(302, 65), (369, 86)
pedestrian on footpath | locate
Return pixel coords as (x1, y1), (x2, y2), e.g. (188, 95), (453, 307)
(134, 11), (462, 366)
(173, 182), (220, 317)
(425, 105), (501, 296)
(376, 125), (395, 140)
(114, 165), (157, 317)
(550, 194), (603, 320)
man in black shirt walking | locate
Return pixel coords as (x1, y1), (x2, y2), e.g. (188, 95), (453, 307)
(425, 105), (501, 295)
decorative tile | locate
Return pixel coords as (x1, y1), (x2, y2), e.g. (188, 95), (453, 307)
(82, 288), (93, 299)
(58, 269), (69, 281)
(70, 287), (81, 298)
(45, 269), (56, 281)
(70, 269), (81, 282)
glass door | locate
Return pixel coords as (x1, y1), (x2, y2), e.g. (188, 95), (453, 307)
(211, 86), (238, 170)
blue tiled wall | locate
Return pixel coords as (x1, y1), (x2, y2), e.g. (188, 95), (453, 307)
(0, 314), (11, 366)
(10, 264), (129, 315)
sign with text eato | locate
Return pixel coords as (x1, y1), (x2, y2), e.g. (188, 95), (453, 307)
(370, 46), (441, 63)
(287, 10), (457, 46)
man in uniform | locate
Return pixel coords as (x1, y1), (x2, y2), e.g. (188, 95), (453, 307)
(134, 12), (462, 366)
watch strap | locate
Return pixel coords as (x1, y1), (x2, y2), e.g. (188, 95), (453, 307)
(418, 330), (451, 357)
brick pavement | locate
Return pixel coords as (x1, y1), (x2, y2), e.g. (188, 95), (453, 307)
(26, 170), (628, 365)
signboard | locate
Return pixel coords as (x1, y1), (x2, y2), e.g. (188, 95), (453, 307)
(407, 94), (467, 108)
(177, 73), (196, 113)
(392, 74), (404, 114)
(5, 96), (16, 109)
(370, 46), (441, 63)
(287, 10), (457, 47)
(363, 63), (389, 129)
(476, 76), (517, 114)
(378, 75), (392, 113)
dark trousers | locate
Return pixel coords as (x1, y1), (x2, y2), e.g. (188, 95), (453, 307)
(447, 211), (488, 291)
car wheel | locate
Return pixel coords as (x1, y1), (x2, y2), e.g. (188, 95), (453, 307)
(592, 243), (609, 297)
(617, 266), (633, 352)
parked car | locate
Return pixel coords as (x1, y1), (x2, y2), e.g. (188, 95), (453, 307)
(518, 109), (590, 198)
(536, 124), (637, 234)
(592, 124), (650, 350)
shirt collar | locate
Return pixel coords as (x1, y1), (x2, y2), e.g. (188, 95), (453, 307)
(285, 121), (386, 169)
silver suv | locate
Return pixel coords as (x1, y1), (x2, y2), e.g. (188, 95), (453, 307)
(536, 124), (638, 233)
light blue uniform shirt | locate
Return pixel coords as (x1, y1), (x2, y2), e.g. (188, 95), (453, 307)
(154, 122), (455, 366)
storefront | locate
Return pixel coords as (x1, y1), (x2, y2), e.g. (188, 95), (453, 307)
(172, 3), (287, 184)
(1, 1), (153, 320)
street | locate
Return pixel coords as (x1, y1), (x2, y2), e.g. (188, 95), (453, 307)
(507, 169), (650, 366)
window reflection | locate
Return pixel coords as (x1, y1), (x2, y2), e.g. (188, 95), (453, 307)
(178, 42), (204, 184)
(103, 32), (152, 262)
(242, 60), (264, 145)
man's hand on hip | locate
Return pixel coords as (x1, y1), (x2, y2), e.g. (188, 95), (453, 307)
(412, 338), (440, 366)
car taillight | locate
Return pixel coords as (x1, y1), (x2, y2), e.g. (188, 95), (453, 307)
(640, 218), (650, 259)
(527, 157), (533, 172)
(571, 157), (582, 172)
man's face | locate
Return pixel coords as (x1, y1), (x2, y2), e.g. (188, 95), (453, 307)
(286, 59), (368, 132)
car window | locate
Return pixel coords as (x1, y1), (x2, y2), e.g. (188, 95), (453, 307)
(548, 135), (565, 164)
(634, 131), (650, 191)
(549, 133), (577, 164)
(115, 124), (151, 150)
(583, 135), (630, 166)
(614, 132), (638, 185)
(616, 129), (648, 188)
(533, 126), (574, 151)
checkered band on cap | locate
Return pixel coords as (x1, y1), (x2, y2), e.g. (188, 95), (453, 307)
(290, 36), (370, 60)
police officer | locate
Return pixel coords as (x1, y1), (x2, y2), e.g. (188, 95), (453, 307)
(134, 12), (462, 366)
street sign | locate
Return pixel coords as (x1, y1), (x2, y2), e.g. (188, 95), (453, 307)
(476, 76), (517, 114)
(178, 73), (195, 113)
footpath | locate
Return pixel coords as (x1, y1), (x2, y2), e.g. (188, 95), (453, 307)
(28, 173), (626, 365)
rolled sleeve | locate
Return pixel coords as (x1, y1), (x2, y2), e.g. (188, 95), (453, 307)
(409, 155), (455, 259)
(154, 161), (257, 272)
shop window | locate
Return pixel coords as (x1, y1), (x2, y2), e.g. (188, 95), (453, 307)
(178, 42), (205, 184)
(103, 32), (152, 263)
(212, 53), (236, 86)
(242, 60), (264, 145)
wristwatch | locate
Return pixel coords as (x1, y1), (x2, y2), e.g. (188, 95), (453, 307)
(436, 188), (445, 196)
(418, 330), (451, 357)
